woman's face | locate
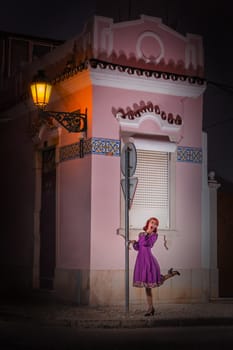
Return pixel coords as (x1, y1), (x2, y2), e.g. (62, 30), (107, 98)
(147, 219), (158, 233)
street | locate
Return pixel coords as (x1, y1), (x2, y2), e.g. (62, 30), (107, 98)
(0, 320), (233, 349)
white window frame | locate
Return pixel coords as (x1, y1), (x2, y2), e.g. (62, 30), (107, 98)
(120, 137), (176, 233)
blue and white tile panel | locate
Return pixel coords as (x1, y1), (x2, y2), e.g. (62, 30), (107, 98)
(177, 146), (202, 164)
(91, 137), (120, 156)
(60, 137), (120, 162)
(60, 138), (202, 164)
(60, 142), (80, 162)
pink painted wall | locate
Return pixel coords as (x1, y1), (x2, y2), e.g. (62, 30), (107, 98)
(58, 157), (91, 269)
(56, 14), (204, 288)
(88, 15), (204, 274)
(175, 163), (202, 268)
(90, 87), (203, 271)
(90, 155), (123, 269)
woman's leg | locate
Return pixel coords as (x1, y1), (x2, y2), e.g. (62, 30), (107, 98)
(144, 288), (155, 315)
(145, 287), (153, 309)
(163, 268), (180, 282)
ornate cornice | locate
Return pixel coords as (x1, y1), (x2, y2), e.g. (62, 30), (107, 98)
(49, 58), (206, 98)
(88, 59), (206, 97)
(115, 102), (182, 126)
(89, 59), (205, 85)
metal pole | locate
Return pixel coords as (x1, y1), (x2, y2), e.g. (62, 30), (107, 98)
(125, 145), (130, 313)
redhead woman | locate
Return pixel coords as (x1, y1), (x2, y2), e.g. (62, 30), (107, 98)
(129, 217), (180, 316)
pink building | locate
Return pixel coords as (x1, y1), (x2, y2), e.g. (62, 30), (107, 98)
(0, 15), (219, 306)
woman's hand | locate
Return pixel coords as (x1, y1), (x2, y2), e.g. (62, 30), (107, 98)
(128, 240), (136, 249)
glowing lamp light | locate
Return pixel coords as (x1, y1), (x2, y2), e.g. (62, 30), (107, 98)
(30, 70), (52, 109)
(29, 69), (87, 137)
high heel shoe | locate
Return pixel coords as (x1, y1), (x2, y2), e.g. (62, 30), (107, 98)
(168, 268), (180, 276)
(144, 307), (155, 317)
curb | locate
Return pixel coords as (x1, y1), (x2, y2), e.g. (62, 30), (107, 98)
(1, 312), (233, 328)
(45, 317), (233, 329)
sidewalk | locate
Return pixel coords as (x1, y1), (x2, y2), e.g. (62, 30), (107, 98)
(0, 290), (233, 328)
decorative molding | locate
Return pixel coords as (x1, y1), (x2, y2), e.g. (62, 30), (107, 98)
(136, 31), (164, 63)
(89, 59), (206, 98)
(208, 171), (221, 189)
(115, 102), (182, 126)
(101, 28), (113, 56)
(49, 58), (206, 98)
(185, 44), (197, 70)
(177, 146), (202, 163)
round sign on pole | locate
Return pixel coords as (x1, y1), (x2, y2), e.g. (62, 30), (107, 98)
(120, 142), (137, 177)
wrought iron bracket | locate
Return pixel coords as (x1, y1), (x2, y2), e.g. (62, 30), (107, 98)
(39, 108), (87, 133)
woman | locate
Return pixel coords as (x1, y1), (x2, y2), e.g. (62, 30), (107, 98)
(129, 217), (180, 316)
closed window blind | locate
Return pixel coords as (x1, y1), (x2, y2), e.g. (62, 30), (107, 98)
(130, 149), (170, 229)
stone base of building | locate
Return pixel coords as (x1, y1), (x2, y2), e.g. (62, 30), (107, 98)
(53, 267), (219, 306)
(54, 268), (90, 304)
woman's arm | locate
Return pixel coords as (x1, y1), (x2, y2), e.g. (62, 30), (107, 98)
(143, 232), (158, 247)
(132, 240), (139, 251)
(128, 239), (139, 251)
(129, 232), (143, 251)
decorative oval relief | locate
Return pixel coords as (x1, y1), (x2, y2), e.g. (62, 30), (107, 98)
(136, 31), (164, 63)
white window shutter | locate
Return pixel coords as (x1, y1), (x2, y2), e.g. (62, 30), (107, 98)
(130, 149), (170, 229)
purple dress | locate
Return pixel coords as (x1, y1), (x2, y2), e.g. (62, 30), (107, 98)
(132, 232), (164, 288)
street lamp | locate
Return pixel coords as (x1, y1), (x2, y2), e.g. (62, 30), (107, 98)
(30, 70), (87, 133)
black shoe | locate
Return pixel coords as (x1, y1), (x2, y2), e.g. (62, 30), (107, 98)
(174, 270), (180, 276)
(168, 268), (180, 276)
(144, 307), (155, 317)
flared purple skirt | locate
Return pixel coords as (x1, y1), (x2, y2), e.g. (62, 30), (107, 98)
(133, 251), (163, 288)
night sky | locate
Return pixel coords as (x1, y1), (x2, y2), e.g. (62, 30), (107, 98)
(1, 0), (233, 184)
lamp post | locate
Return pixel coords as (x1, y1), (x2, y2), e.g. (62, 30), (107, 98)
(30, 70), (87, 134)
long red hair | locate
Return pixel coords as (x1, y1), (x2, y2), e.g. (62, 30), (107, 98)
(143, 217), (159, 233)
